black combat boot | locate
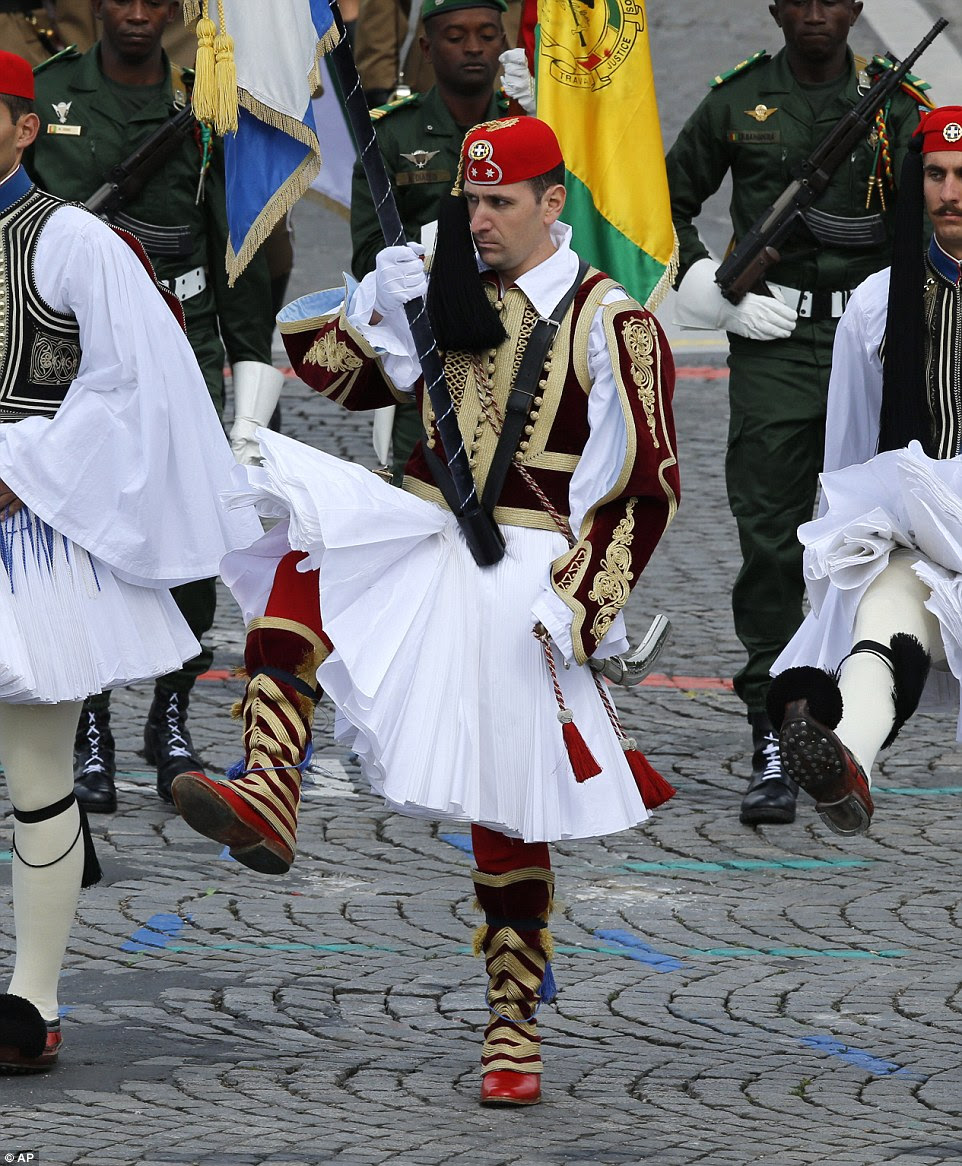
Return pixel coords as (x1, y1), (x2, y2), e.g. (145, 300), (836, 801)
(739, 709), (798, 826)
(73, 703), (117, 814)
(144, 687), (204, 805)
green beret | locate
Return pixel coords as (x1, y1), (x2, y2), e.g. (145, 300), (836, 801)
(422, 0), (507, 21)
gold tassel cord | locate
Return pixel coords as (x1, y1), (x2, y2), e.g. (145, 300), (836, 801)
(213, 0), (238, 134)
(193, 1), (217, 123)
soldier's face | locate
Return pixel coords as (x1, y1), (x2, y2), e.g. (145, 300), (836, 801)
(464, 178), (565, 284)
(769, 0), (862, 61)
(0, 102), (39, 181)
(924, 151), (962, 261)
(421, 10), (507, 98)
(94, 0), (178, 64)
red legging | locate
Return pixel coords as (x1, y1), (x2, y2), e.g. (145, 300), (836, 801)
(471, 824), (550, 875)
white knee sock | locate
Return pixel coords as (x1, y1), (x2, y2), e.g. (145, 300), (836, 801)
(836, 552), (941, 783)
(0, 702), (83, 1023)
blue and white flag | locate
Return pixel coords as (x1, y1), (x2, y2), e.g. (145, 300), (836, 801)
(184, 0), (340, 283)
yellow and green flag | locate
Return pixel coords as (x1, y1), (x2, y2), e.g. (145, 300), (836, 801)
(532, 0), (677, 307)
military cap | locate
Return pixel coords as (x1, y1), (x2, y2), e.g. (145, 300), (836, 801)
(0, 50), (34, 100)
(421, 0), (507, 22)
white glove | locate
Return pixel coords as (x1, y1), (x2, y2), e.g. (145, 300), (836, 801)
(229, 360), (285, 466)
(673, 257), (797, 341)
(372, 242), (427, 318)
(499, 48), (535, 114)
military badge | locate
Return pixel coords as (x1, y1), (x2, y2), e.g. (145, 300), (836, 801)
(51, 101), (71, 124)
(400, 150), (440, 169)
(745, 104), (777, 123)
(943, 122), (962, 145)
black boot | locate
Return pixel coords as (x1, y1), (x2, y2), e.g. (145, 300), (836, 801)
(739, 710), (798, 826)
(144, 687), (204, 805)
(73, 703), (117, 814)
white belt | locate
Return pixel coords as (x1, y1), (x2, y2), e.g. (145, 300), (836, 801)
(161, 265), (207, 302)
(768, 282), (851, 319)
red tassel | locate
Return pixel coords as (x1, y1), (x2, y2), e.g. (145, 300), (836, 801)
(625, 746), (676, 808)
(561, 718), (601, 782)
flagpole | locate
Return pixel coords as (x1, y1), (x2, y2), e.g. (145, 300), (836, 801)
(327, 1), (506, 567)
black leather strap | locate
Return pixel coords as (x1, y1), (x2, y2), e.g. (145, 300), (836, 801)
(480, 258), (590, 517)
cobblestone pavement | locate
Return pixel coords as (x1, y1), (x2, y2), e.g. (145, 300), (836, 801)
(3, 5), (962, 1163)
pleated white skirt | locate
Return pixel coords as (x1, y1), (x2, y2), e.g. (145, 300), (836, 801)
(223, 431), (651, 842)
(777, 442), (962, 732)
(0, 506), (200, 704)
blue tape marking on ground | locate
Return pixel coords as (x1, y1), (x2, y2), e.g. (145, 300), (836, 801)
(0, 850), (10, 862)
(692, 947), (906, 959)
(122, 912), (186, 954)
(219, 846), (236, 862)
(438, 833), (474, 854)
(594, 929), (685, 972)
(875, 786), (962, 796)
(800, 1035), (927, 1079)
(622, 858), (873, 872)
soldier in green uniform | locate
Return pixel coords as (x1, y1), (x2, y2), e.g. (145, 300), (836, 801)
(350, 0), (508, 481)
(25, 0), (278, 813)
(665, 0), (933, 827)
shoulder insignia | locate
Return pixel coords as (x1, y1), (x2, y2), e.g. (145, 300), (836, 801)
(33, 45), (80, 75)
(369, 92), (420, 121)
(709, 50), (769, 89)
(868, 55), (935, 110)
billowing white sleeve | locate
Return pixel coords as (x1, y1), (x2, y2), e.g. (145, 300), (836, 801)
(819, 272), (888, 514)
(0, 207), (260, 586)
(530, 289), (633, 662)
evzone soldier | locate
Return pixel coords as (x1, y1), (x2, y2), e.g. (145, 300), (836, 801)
(0, 51), (259, 1072)
(172, 117), (680, 1106)
(665, 0), (933, 827)
(767, 106), (962, 835)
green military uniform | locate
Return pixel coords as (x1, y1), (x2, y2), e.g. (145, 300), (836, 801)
(350, 84), (508, 478)
(666, 46), (931, 714)
(27, 44), (274, 690)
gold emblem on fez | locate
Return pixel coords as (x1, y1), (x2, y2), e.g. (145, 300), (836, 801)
(468, 140), (493, 161)
(746, 104), (777, 122)
(400, 149), (440, 169)
(943, 122), (962, 145)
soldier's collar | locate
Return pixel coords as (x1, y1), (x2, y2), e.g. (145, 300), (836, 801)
(928, 235), (962, 287)
(0, 165), (32, 214)
(763, 45), (859, 97)
(70, 43), (175, 97)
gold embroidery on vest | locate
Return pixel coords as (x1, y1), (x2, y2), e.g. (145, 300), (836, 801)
(588, 497), (637, 643)
(622, 317), (659, 449)
(303, 331), (363, 373)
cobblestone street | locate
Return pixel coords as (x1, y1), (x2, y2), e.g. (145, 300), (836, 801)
(2, 1), (962, 1162)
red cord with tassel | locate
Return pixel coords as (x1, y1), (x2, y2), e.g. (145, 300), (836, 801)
(622, 736), (676, 808)
(559, 709), (602, 783)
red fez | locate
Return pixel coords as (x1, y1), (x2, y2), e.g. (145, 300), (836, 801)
(462, 117), (563, 186)
(0, 51), (34, 101)
(914, 106), (962, 154)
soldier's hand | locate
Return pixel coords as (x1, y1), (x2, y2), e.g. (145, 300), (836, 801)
(372, 243), (428, 320)
(674, 257), (796, 341)
(0, 478), (23, 520)
(500, 48), (535, 115)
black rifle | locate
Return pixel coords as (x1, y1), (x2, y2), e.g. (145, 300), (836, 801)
(715, 16), (948, 304)
(84, 104), (196, 218)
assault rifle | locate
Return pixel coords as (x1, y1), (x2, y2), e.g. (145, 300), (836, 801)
(715, 16), (948, 304)
(84, 104), (196, 219)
